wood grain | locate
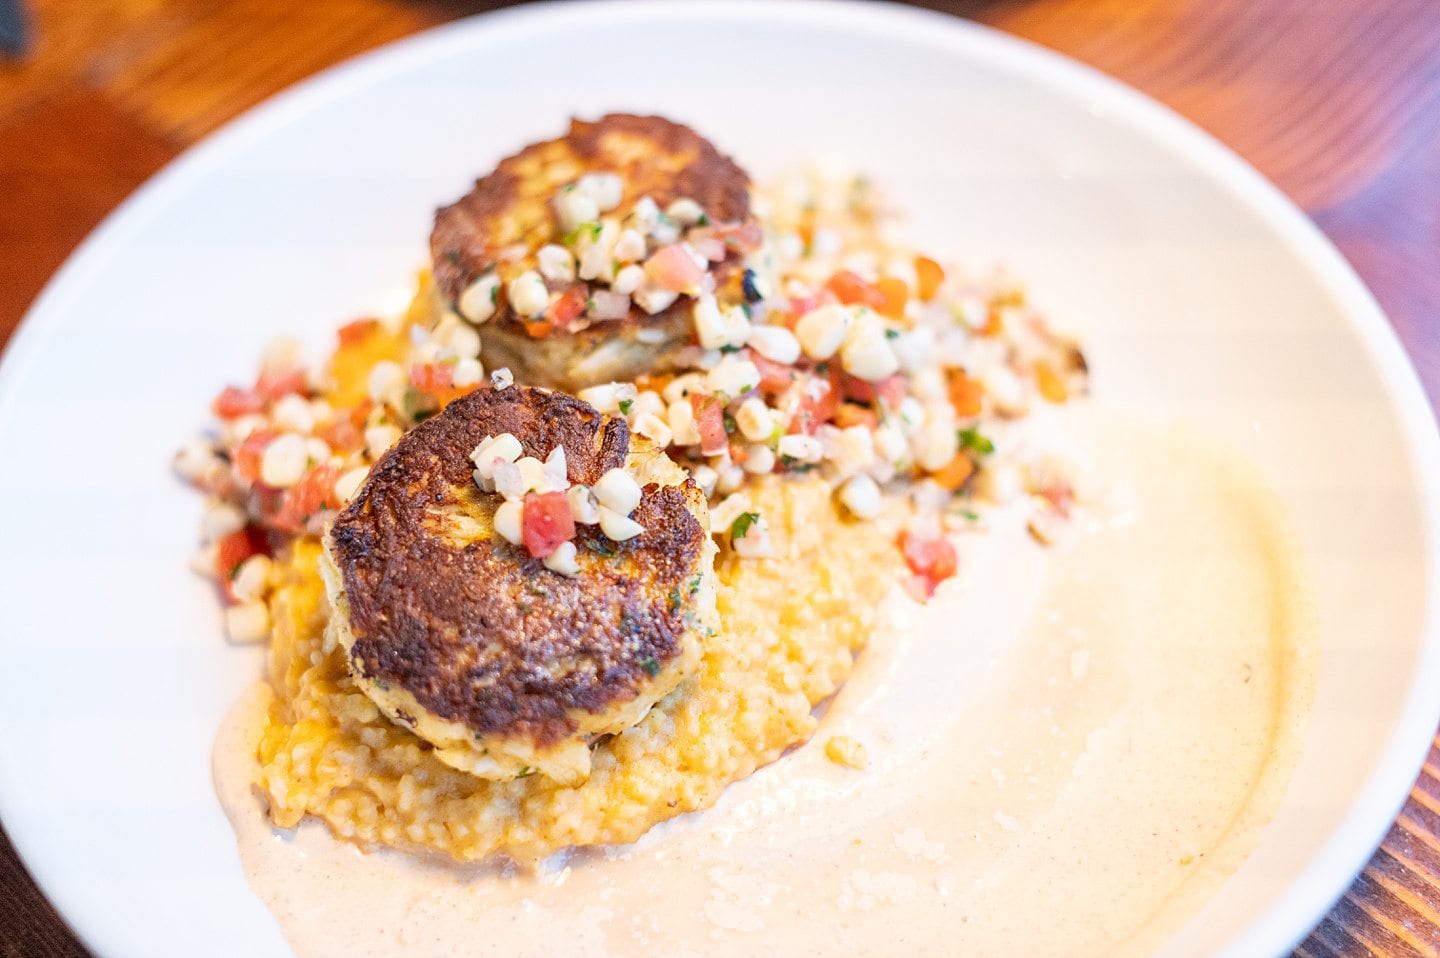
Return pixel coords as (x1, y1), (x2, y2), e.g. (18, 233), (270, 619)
(1, 1), (1438, 955)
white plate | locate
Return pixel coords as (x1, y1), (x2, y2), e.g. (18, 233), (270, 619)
(1, 2), (1436, 956)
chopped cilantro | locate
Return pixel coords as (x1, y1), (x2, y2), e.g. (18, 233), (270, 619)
(618, 398), (634, 415)
(586, 221), (603, 241)
(490, 283), (499, 305)
(589, 538), (618, 557)
(730, 511), (760, 540)
(723, 413), (738, 436)
(960, 509), (980, 522)
(885, 328), (900, 339)
(639, 656), (661, 678)
(697, 212), (710, 226)
(957, 427), (995, 455)
(667, 586), (682, 611)
(517, 766), (537, 777)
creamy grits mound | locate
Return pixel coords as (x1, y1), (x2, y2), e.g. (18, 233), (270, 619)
(256, 475), (895, 862)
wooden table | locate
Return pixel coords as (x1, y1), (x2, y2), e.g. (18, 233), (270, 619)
(1, 1), (1437, 954)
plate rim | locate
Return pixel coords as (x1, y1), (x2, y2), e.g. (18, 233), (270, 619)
(1, 2), (1437, 955)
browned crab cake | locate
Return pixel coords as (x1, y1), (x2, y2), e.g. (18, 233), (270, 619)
(320, 385), (717, 786)
(429, 113), (753, 391)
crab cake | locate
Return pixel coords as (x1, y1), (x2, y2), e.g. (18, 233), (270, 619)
(321, 385), (717, 787)
(429, 114), (756, 391)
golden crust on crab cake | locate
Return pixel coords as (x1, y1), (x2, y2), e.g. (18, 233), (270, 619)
(429, 114), (753, 391)
(321, 385), (717, 786)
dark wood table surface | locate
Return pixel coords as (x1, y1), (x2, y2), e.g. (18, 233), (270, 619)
(2, 1), (1438, 954)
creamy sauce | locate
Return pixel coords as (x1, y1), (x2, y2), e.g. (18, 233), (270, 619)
(214, 405), (1317, 957)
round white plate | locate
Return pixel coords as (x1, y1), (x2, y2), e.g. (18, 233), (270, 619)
(1, 2), (1436, 956)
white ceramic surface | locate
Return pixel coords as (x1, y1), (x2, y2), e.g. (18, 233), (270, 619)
(0, 2), (1436, 956)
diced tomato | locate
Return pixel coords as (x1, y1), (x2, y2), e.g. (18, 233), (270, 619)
(833, 404), (878, 429)
(900, 531), (959, 599)
(212, 385), (264, 419)
(232, 429), (279, 484)
(246, 485), (286, 527)
(522, 491), (575, 559)
(254, 368), (308, 403)
(690, 392), (729, 455)
(825, 270), (886, 310)
(930, 453), (976, 492)
(273, 465), (342, 534)
(747, 352), (797, 396)
(410, 363), (454, 394)
(947, 369), (985, 417)
(728, 443), (749, 466)
(875, 277), (909, 319)
(789, 370), (839, 435)
(914, 256), (945, 301)
(547, 285), (588, 327)
(317, 400), (371, 455)
(337, 318), (382, 348)
(711, 220), (763, 252)
(840, 374), (877, 404)
(523, 316), (554, 339)
(840, 373), (907, 409)
(216, 525), (268, 602)
(644, 244), (704, 293)
(780, 294), (822, 328)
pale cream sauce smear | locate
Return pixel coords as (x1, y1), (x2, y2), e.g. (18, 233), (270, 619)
(215, 404), (1317, 957)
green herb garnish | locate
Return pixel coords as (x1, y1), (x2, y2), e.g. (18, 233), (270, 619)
(639, 656), (660, 678)
(957, 427), (995, 455)
(618, 398), (634, 415)
(730, 512), (760, 540)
